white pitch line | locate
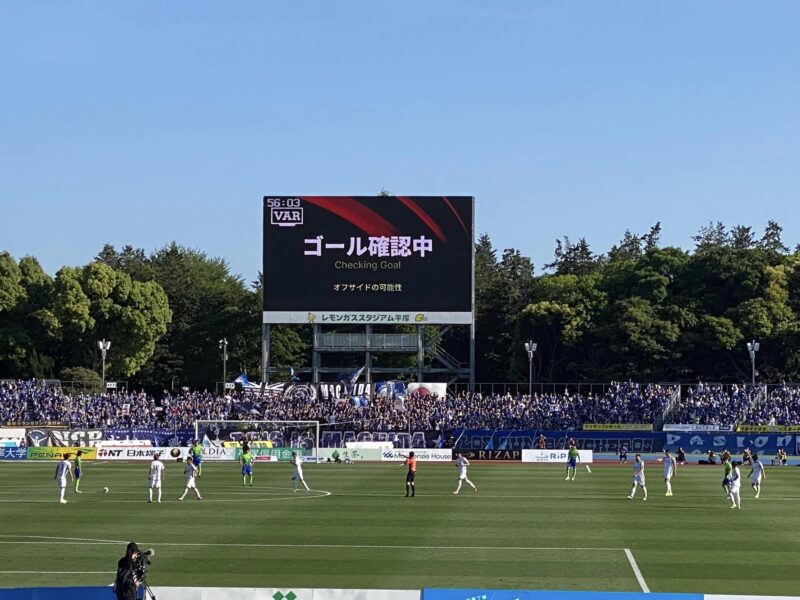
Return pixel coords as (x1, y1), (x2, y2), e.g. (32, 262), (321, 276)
(0, 490), (332, 503)
(0, 571), (113, 574)
(624, 548), (650, 593)
(0, 534), (126, 543)
(0, 536), (623, 552)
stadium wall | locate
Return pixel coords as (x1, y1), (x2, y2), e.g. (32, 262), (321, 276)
(2, 587), (798, 600)
(2, 429), (799, 459)
(452, 430), (800, 455)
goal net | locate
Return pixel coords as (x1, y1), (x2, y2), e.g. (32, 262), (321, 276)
(194, 420), (320, 461)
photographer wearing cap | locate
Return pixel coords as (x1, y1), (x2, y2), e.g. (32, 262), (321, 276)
(114, 542), (141, 600)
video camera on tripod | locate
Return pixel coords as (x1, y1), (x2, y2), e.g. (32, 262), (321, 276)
(133, 547), (155, 582)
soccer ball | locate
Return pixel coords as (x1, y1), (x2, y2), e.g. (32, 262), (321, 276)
(103, 487), (109, 494)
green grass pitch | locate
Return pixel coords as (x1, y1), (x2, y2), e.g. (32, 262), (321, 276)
(0, 460), (798, 595)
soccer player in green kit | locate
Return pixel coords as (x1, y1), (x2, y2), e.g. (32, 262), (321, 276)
(189, 440), (203, 476)
(722, 454), (734, 501)
(74, 450), (83, 493)
(565, 444), (580, 481)
(240, 448), (254, 486)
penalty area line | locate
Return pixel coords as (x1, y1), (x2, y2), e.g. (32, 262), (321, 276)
(624, 548), (650, 593)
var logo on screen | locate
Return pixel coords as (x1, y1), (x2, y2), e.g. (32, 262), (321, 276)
(271, 207), (303, 227)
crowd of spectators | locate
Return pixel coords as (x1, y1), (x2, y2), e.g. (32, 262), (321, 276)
(668, 383), (800, 427)
(2, 378), (799, 431)
(669, 383), (760, 427)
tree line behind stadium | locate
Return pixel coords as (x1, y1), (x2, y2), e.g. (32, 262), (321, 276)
(1, 219), (800, 389)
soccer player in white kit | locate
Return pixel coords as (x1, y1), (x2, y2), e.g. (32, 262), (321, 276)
(452, 451), (477, 495)
(749, 453), (766, 499)
(54, 453), (74, 504)
(178, 456), (202, 501)
(291, 451), (310, 493)
(627, 453), (648, 501)
(147, 453), (165, 503)
(660, 449), (677, 496)
(729, 461), (742, 509)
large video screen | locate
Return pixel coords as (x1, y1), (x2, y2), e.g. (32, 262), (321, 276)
(263, 196), (473, 324)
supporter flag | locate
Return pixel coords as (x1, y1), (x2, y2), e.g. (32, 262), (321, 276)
(343, 365), (366, 386)
(234, 373), (251, 386)
(351, 395), (369, 407)
(289, 367), (300, 383)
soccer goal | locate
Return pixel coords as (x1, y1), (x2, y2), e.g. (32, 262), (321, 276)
(194, 420), (320, 461)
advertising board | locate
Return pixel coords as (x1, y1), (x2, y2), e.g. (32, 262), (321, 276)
(663, 424), (726, 432)
(458, 449), (522, 461)
(583, 424), (653, 431)
(317, 448), (383, 462)
(144, 587), (420, 600)
(223, 441), (274, 448)
(27, 447), (97, 460)
(234, 447), (301, 461)
(345, 441), (393, 450)
(0, 447), (28, 460)
(96, 446), (236, 461)
(381, 449), (452, 462)
(103, 427), (195, 446)
(452, 430), (665, 453)
(736, 424), (800, 433)
(422, 591), (700, 600)
(662, 432), (796, 455)
(521, 449), (594, 463)
(263, 196), (474, 324)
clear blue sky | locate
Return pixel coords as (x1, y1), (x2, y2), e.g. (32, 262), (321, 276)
(2, 1), (799, 282)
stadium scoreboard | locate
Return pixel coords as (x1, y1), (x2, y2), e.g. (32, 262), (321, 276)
(262, 196), (474, 324)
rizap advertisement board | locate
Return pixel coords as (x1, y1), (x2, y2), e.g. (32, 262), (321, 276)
(97, 446), (236, 461)
(458, 449), (522, 461)
(0, 447), (28, 460)
(522, 449), (594, 464)
(27, 447), (97, 460)
(381, 449), (452, 462)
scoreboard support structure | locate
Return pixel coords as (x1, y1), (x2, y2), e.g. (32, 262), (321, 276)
(261, 321), (474, 387)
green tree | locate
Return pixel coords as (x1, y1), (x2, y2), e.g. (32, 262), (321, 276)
(519, 273), (605, 381)
(52, 263), (171, 378)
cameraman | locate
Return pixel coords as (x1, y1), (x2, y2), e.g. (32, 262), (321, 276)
(114, 542), (141, 600)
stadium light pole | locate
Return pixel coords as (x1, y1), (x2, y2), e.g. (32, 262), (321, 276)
(219, 338), (228, 387)
(97, 339), (111, 389)
(524, 341), (537, 397)
(747, 340), (760, 386)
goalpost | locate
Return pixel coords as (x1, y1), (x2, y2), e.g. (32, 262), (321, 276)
(194, 420), (320, 462)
